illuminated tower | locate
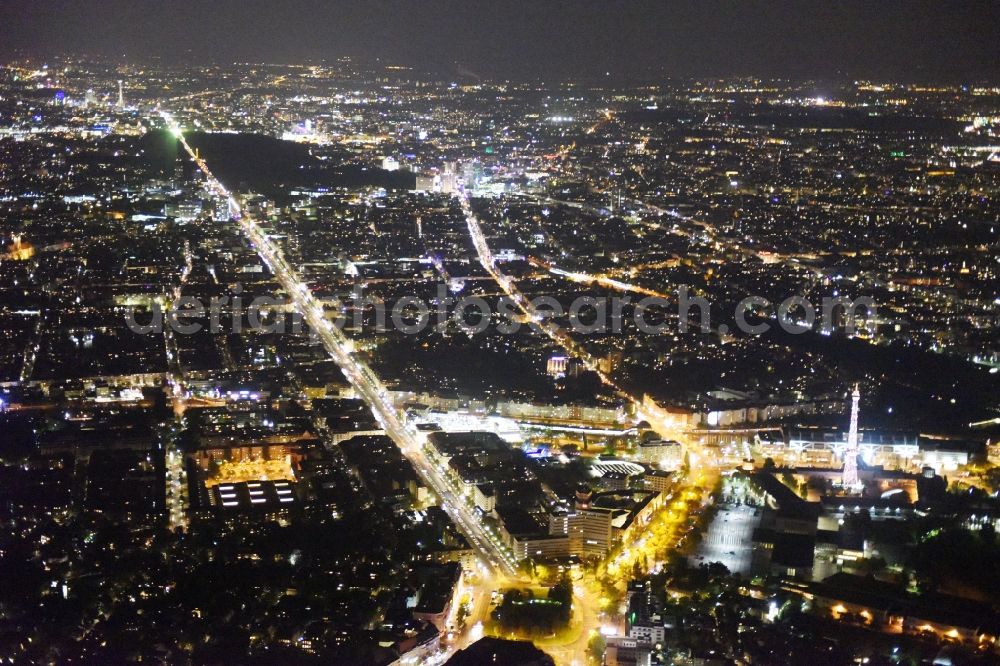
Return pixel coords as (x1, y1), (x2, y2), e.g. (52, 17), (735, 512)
(843, 384), (861, 488)
(117, 80), (125, 108)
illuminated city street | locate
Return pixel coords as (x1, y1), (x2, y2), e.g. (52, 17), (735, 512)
(1, 7), (998, 663)
(161, 111), (521, 581)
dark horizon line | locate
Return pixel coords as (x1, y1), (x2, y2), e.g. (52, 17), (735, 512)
(3, 50), (998, 88)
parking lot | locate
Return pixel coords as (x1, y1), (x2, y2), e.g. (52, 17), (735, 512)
(690, 503), (760, 576)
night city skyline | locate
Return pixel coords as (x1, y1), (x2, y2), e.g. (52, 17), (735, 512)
(0, 3), (999, 666)
(1, 1), (999, 81)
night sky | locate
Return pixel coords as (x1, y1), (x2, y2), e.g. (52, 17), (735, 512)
(1, 0), (997, 82)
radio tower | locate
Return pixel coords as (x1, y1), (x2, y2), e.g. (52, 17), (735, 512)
(843, 384), (861, 489)
(117, 80), (125, 108)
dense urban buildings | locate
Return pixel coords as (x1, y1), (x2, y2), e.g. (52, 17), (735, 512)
(0, 2), (999, 665)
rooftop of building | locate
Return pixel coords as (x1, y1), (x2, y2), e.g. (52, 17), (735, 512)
(809, 573), (1000, 634)
(445, 637), (555, 666)
(210, 479), (296, 513)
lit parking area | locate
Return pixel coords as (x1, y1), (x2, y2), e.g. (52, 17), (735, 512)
(690, 503), (760, 575)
